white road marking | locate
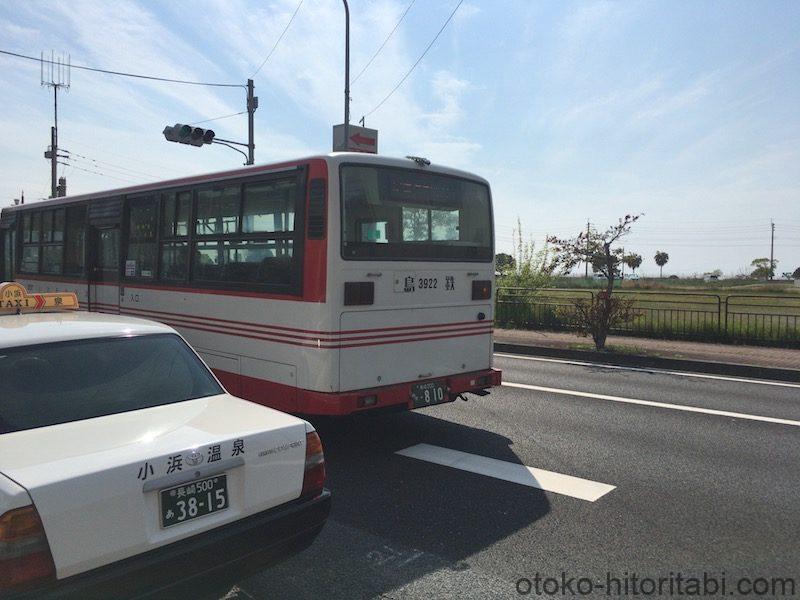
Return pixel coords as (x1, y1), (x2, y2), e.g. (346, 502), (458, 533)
(502, 381), (800, 428)
(396, 443), (615, 502)
(495, 352), (800, 390)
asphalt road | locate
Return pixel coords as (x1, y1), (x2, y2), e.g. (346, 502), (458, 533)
(229, 354), (800, 599)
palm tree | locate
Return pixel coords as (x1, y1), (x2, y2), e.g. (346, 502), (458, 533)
(654, 251), (669, 278)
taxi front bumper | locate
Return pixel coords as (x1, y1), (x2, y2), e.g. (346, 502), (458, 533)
(12, 490), (331, 600)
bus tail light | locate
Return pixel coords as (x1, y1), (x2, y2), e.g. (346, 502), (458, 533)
(0, 506), (56, 592)
(344, 281), (374, 306)
(472, 280), (492, 300)
(301, 431), (326, 499)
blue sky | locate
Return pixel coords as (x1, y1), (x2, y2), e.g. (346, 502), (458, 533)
(1, 0), (798, 276)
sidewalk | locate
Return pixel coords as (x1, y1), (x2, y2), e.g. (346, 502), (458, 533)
(494, 328), (800, 373)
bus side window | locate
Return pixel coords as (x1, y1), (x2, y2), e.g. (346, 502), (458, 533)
(125, 197), (157, 279)
(64, 206), (87, 277)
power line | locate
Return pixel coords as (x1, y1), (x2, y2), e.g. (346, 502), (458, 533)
(191, 111), (246, 125)
(63, 151), (159, 180)
(63, 140), (185, 175)
(251, 0), (304, 77)
(0, 49), (243, 88)
(362, 0), (463, 119)
(57, 161), (141, 184)
(352, 0), (416, 85)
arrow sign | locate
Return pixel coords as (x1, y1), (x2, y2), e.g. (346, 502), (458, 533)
(349, 133), (375, 147)
(34, 294), (45, 310)
(333, 124), (378, 154)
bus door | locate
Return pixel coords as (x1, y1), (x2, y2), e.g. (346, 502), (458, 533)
(89, 226), (120, 313)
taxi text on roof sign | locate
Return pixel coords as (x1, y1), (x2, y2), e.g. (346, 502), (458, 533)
(0, 282), (79, 313)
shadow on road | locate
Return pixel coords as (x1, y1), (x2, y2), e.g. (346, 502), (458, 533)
(232, 409), (551, 599)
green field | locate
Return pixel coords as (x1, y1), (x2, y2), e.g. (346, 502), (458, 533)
(495, 281), (800, 346)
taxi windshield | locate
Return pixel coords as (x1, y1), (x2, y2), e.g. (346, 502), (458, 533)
(0, 334), (223, 434)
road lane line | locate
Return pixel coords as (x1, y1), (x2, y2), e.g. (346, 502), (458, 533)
(503, 381), (800, 427)
(396, 443), (616, 502)
(495, 353), (800, 389)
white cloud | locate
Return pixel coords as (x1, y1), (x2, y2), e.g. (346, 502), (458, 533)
(455, 2), (480, 23)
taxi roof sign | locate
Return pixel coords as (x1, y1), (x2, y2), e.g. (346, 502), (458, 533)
(0, 282), (79, 313)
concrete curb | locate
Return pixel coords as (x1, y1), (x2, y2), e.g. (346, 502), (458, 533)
(494, 342), (800, 384)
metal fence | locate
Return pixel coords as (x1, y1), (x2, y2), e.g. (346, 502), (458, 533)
(495, 288), (800, 347)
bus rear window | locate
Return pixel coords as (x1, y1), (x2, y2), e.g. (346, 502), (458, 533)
(0, 334), (223, 434)
(341, 165), (493, 261)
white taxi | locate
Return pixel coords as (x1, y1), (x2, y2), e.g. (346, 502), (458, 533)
(0, 283), (330, 599)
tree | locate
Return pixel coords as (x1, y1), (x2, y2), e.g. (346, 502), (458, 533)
(495, 253), (515, 275)
(624, 253), (643, 273)
(750, 258), (778, 280)
(548, 214), (642, 350)
(654, 251), (669, 278)
(503, 218), (552, 291)
(792, 267), (800, 280)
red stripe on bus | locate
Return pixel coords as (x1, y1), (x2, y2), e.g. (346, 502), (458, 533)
(126, 313), (491, 349)
(102, 304), (492, 339)
(116, 310), (491, 343)
(146, 316), (492, 349)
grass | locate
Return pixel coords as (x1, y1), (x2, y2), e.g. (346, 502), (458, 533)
(495, 284), (800, 347)
(545, 276), (800, 295)
(567, 342), (648, 355)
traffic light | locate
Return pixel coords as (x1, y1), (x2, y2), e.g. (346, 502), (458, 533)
(162, 123), (215, 147)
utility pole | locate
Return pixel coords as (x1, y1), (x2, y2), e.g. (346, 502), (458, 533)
(342, 0), (351, 146)
(246, 78), (256, 165)
(769, 220), (775, 281)
(585, 220), (590, 278)
(41, 51), (70, 198)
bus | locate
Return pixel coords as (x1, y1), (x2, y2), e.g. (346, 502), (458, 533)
(0, 153), (501, 415)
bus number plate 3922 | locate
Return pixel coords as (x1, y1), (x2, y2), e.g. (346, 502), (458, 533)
(411, 380), (448, 408)
(160, 475), (229, 528)
(394, 272), (454, 293)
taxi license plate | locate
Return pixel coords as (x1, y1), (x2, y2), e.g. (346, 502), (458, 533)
(160, 475), (229, 528)
(411, 380), (448, 408)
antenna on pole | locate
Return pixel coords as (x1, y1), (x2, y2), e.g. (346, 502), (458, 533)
(41, 51), (71, 198)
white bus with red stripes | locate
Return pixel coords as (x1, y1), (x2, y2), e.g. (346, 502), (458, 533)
(0, 153), (501, 415)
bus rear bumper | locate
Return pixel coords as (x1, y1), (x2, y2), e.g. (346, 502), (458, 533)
(297, 368), (502, 416)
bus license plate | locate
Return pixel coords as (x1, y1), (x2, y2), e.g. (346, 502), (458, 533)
(411, 380), (448, 408)
(160, 475), (229, 528)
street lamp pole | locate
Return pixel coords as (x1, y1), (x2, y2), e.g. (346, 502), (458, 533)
(343, 0), (350, 147)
